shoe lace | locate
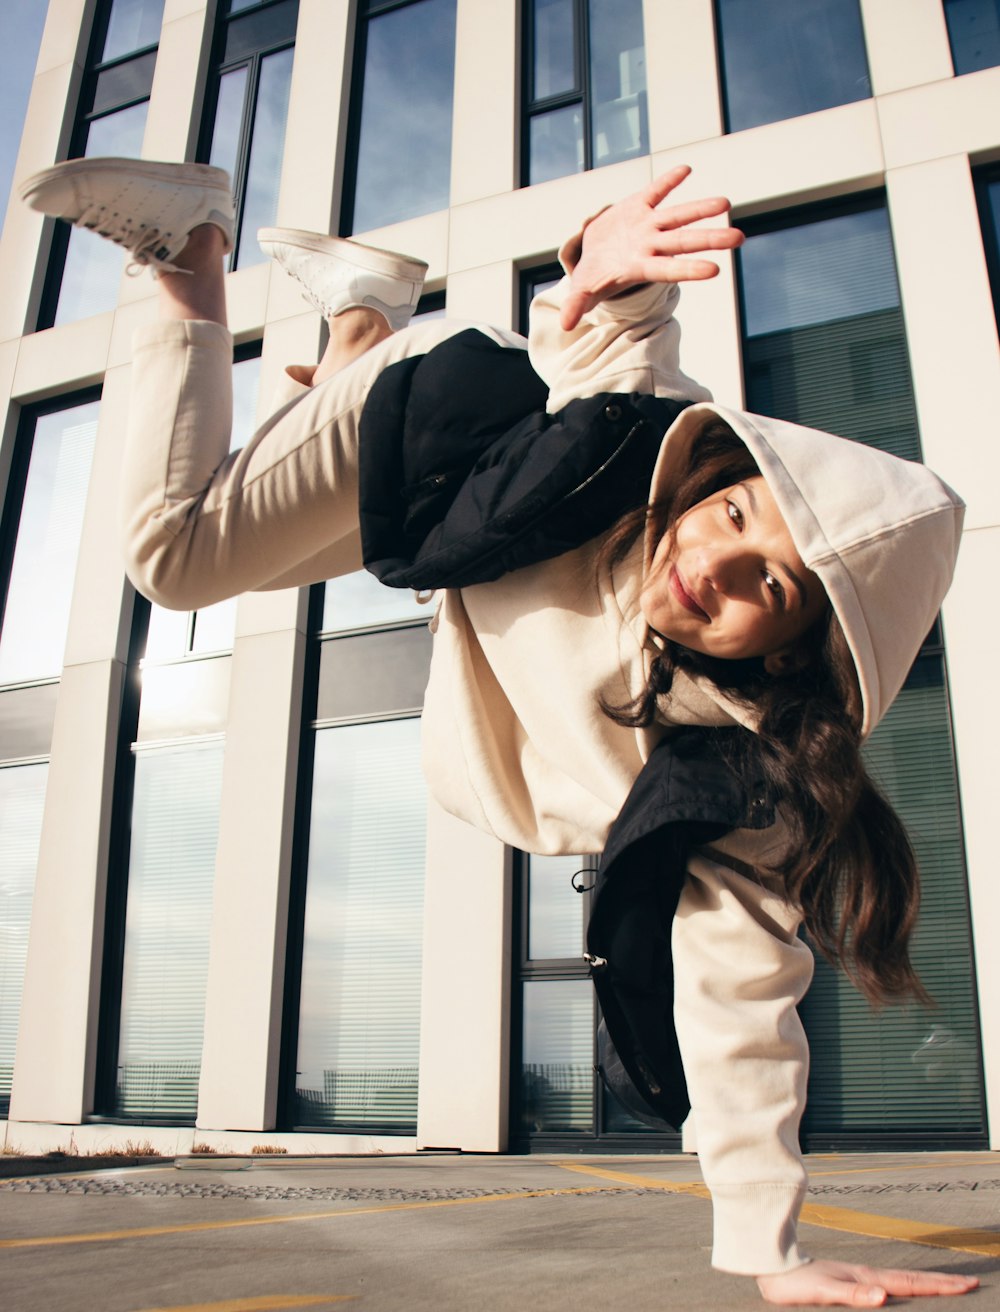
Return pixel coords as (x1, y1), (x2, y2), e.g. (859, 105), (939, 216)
(77, 201), (186, 276)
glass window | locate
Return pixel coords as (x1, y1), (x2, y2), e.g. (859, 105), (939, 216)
(204, 0), (297, 270)
(524, 0), (648, 187)
(526, 853), (588, 960)
(0, 763), (47, 1116)
(0, 6), (48, 232)
(738, 202), (983, 1137)
(294, 717), (426, 1130)
(976, 167), (1000, 326)
(739, 204), (920, 460)
(0, 399), (100, 685)
(39, 0), (165, 327)
(346, 0), (458, 233)
(716, 0), (871, 133)
(520, 978), (594, 1132)
(113, 739), (224, 1119)
(944, 0), (1000, 73)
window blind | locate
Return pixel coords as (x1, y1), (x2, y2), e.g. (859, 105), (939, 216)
(114, 740), (224, 1120)
(295, 718), (426, 1131)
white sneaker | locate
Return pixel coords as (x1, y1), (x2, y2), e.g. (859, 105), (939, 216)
(19, 157), (234, 275)
(258, 227), (428, 331)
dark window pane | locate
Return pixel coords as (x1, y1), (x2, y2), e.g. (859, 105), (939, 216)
(222, 0), (298, 63)
(316, 626), (431, 721)
(0, 401), (100, 684)
(91, 49), (157, 115)
(718, 0), (871, 132)
(0, 684), (59, 761)
(529, 104), (583, 185)
(236, 45), (294, 267)
(945, 0), (1000, 73)
(114, 741), (223, 1120)
(588, 0), (647, 167)
(53, 103), (149, 325)
(350, 0), (457, 232)
(520, 979), (593, 1132)
(977, 173), (1000, 324)
(533, 0), (577, 99)
(0, 763), (47, 1116)
(102, 0), (165, 61)
(295, 719), (425, 1131)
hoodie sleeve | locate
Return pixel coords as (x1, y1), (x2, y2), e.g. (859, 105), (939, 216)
(526, 219), (713, 415)
(672, 843), (814, 1275)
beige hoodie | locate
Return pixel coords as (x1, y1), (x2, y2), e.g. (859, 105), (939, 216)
(422, 272), (963, 1276)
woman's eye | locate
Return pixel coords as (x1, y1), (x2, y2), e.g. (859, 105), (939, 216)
(763, 571), (785, 606)
(726, 500), (744, 530)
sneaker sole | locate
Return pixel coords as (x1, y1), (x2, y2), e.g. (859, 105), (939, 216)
(20, 157), (232, 208)
(257, 227), (428, 283)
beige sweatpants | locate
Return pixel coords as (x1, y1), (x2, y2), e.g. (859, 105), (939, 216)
(120, 316), (521, 611)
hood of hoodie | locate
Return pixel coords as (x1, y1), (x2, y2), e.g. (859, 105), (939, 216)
(645, 403), (965, 739)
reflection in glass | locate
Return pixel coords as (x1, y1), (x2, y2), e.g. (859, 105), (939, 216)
(237, 46), (294, 267)
(53, 103), (149, 325)
(0, 401), (100, 685)
(0, 684), (60, 762)
(102, 0), (165, 61)
(533, 0), (576, 99)
(739, 207), (920, 461)
(208, 65), (250, 186)
(588, 0), (647, 168)
(801, 659), (983, 1132)
(529, 104), (583, 186)
(351, 0), (457, 232)
(323, 572), (428, 633)
(295, 719), (426, 1130)
(718, 0), (870, 133)
(527, 854), (586, 960)
(114, 741), (223, 1119)
(521, 979), (593, 1131)
(0, 763), (47, 1115)
(945, 0), (1000, 73)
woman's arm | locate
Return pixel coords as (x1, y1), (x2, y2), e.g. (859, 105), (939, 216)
(527, 165), (740, 412)
(675, 842), (978, 1305)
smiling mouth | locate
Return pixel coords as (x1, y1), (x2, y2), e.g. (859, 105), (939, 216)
(669, 567), (708, 619)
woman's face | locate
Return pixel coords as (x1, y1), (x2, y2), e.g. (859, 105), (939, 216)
(640, 476), (827, 668)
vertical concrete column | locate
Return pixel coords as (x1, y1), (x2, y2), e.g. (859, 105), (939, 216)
(8, 361), (135, 1124)
(886, 156), (1000, 1148)
(676, 248), (744, 407)
(450, 0), (518, 207)
(195, 313), (318, 1130)
(857, 0), (952, 95)
(417, 804), (512, 1152)
(641, 0), (723, 154)
(143, 0), (213, 161)
(445, 261), (516, 331)
(275, 0), (354, 235)
(0, 0), (90, 345)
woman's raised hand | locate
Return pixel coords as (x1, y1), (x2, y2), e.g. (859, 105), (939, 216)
(559, 164), (745, 331)
(756, 1259), (979, 1306)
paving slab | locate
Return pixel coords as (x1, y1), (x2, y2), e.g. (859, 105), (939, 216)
(0, 1151), (996, 1311)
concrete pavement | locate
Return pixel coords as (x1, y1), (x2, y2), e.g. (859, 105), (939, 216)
(0, 1150), (997, 1310)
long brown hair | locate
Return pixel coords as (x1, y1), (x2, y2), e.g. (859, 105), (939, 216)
(603, 421), (927, 1006)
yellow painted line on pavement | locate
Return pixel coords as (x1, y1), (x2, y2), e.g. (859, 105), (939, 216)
(555, 1161), (1000, 1258)
(134, 1297), (354, 1311)
(0, 1183), (615, 1251)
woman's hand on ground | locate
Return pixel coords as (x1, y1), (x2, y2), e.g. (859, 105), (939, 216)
(756, 1259), (979, 1306)
(559, 164), (744, 330)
